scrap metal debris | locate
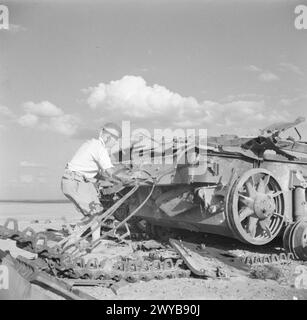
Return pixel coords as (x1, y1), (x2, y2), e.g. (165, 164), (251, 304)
(0, 218), (190, 295)
(3, 117), (307, 299)
(0, 249), (95, 300)
(136, 239), (165, 251)
(169, 239), (250, 278)
(249, 264), (284, 281)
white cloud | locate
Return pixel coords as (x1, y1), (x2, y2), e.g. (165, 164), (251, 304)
(245, 65), (281, 83)
(37, 176), (47, 184)
(258, 72), (280, 82)
(20, 161), (46, 168)
(18, 114), (39, 127)
(37, 172), (47, 184)
(20, 174), (34, 184)
(83, 75), (291, 135)
(246, 65), (262, 72)
(85, 75), (201, 120)
(0, 124), (7, 133)
(224, 93), (264, 102)
(278, 62), (304, 76)
(23, 101), (63, 117)
(18, 101), (79, 136)
(47, 114), (79, 136)
(8, 24), (27, 34)
(0, 105), (14, 118)
(18, 171), (48, 184)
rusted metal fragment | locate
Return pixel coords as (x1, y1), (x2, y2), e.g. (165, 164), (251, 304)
(14, 255), (96, 300)
(70, 279), (115, 287)
(261, 117), (305, 135)
(140, 239), (165, 250)
(110, 279), (129, 295)
(0, 249), (96, 300)
(242, 136), (297, 160)
(169, 239), (218, 278)
(169, 239), (250, 278)
(155, 186), (196, 217)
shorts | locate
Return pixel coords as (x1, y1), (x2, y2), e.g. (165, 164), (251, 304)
(61, 171), (104, 216)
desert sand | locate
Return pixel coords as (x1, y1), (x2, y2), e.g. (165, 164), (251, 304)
(1, 202), (307, 300)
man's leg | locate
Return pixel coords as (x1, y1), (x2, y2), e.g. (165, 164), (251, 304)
(61, 178), (103, 241)
(75, 182), (104, 241)
(61, 178), (85, 215)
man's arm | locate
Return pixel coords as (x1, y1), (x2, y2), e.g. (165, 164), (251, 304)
(95, 141), (134, 184)
(104, 166), (134, 184)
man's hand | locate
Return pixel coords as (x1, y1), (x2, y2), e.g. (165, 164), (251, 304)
(115, 170), (148, 185)
(104, 167), (150, 185)
(130, 171), (149, 180)
(103, 167), (133, 185)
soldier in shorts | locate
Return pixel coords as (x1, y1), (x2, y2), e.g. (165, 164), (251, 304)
(61, 122), (131, 241)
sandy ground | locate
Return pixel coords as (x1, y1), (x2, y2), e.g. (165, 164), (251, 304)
(80, 277), (307, 300)
(1, 202), (307, 300)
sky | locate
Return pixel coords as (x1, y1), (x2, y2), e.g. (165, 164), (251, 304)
(0, 0), (306, 199)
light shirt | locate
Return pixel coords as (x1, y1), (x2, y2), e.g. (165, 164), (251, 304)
(67, 138), (113, 179)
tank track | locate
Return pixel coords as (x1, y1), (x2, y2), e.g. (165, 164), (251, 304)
(0, 218), (190, 284)
(241, 252), (296, 266)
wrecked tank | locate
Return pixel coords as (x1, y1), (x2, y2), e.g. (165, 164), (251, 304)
(1, 118), (306, 298)
(103, 117), (307, 259)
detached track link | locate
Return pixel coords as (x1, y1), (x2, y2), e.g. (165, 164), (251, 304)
(0, 218), (190, 283)
(242, 252), (296, 266)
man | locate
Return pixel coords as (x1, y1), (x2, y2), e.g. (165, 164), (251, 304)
(61, 122), (131, 241)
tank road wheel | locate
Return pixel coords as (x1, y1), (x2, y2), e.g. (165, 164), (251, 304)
(283, 222), (296, 254)
(226, 168), (286, 245)
(283, 220), (307, 260)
